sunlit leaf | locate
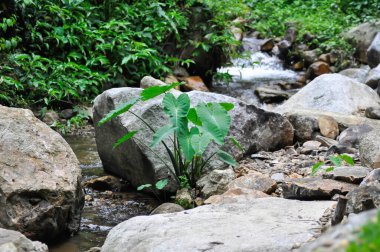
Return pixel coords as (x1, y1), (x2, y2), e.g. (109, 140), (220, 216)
(155, 179), (168, 190)
(219, 102), (234, 111)
(140, 83), (181, 101)
(217, 150), (238, 167)
(329, 155), (342, 167)
(325, 167), (334, 172)
(311, 161), (324, 175)
(230, 136), (244, 152)
(151, 125), (177, 148)
(339, 154), (354, 166)
(187, 108), (202, 126)
(137, 184), (152, 191)
(113, 131), (138, 149)
(98, 97), (139, 125)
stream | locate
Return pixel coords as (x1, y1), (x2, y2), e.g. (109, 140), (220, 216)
(50, 134), (158, 252)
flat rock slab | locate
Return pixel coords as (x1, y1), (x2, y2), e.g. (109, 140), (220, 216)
(0, 228), (48, 252)
(282, 177), (357, 200)
(227, 171), (277, 194)
(322, 166), (371, 184)
(101, 198), (335, 252)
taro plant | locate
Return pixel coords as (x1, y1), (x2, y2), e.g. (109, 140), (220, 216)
(98, 83), (241, 191)
(311, 153), (355, 175)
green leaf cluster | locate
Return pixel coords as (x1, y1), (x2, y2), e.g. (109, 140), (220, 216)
(311, 154), (355, 175)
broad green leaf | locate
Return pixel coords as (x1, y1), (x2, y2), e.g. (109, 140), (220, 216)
(187, 108), (202, 126)
(219, 102), (234, 111)
(140, 83), (181, 101)
(113, 131), (138, 149)
(163, 93), (190, 130)
(196, 102), (231, 145)
(217, 150), (238, 167)
(339, 154), (354, 166)
(325, 167), (335, 172)
(155, 179), (168, 190)
(191, 132), (211, 155)
(98, 97), (139, 126)
(230, 136), (244, 152)
(151, 125), (177, 148)
(311, 161), (324, 175)
(178, 127), (197, 161)
(329, 156), (342, 167)
(137, 184), (152, 191)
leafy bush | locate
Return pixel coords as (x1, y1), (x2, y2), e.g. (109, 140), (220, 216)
(98, 83), (241, 192)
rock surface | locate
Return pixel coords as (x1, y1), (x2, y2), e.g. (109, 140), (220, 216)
(0, 228), (48, 252)
(204, 188), (270, 204)
(101, 198), (335, 252)
(197, 169), (235, 198)
(0, 105), (84, 242)
(318, 115), (339, 139)
(339, 68), (369, 83)
(93, 87), (293, 192)
(277, 74), (380, 115)
(227, 171), (277, 194)
(322, 166), (371, 184)
(365, 64), (380, 88)
(367, 32), (380, 68)
(359, 129), (380, 168)
(346, 181), (380, 214)
(365, 106), (380, 119)
(150, 203), (184, 215)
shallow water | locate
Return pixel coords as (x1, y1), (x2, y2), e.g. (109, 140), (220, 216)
(50, 135), (158, 252)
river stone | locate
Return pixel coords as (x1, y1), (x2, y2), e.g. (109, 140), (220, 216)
(306, 61), (331, 79)
(367, 32), (380, 68)
(93, 87), (293, 192)
(277, 74), (380, 115)
(338, 124), (374, 148)
(339, 67), (369, 83)
(282, 177), (357, 200)
(359, 129), (380, 168)
(140, 76), (166, 89)
(101, 198), (335, 252)
(227, 171), (277, 194)
(361, 168), (380, 186)
(300, 209), (379, 252)
(287, 113), (319, 142)
(365, 64), (380, 89)
(346, 181), (380, 214)
(318, 115), (339, 139)
(150, 203), (184, 215)
(204, 188), (270, 204)
(0, 228), (48, 252)
(345, 21), (380, 63)
(322, 166), (371, 184)
(197, 169), (235, 198)
(365, 106), (380, 119)
(0, 105), (84, 242)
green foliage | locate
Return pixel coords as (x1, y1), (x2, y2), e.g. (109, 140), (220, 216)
(99, 84), (240, 191)
(346, 211), (380, 252)
(311, 154), (354, 175)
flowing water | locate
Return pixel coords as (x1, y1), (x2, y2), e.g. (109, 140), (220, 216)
(50, 135), (158, 252)
(212, 37), (300, 105)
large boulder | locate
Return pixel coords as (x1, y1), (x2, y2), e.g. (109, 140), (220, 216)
(367, 32), (380, 68)
(101, 198), (335, 252)
(0, 106), (84, 242)
(277, 74), (380, 115)
(93, 87), (294, 192)
(359, 128), (380, 168)
(345, 21), (380, 63)
(0, 228), (48, 252)
(339, 67), (369, 83)
(365, 64), (380, 89)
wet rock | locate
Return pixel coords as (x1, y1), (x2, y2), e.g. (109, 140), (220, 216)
(282, 177), (357, 200)
(140, 76), (166, 89)
(204, 188), (269, 204)
(345, 21), (380, 63)
(364, 64), (380, 88)
(307, 61), (331, 79)
(365, 106), (380, 119)
(322, 166), (371, 184)
(41, 110), (59, 125)
(319, 115), (339, 139)
(227, 171), (277, 194)
(150, 203), (184, 215)
(255, 87), (290, 103)
(318, 54), (331, 64)
(346, 181), (380, 214)
(0, 228), (48, 252)
(300, 50), (319, 66)
(277, 74), (380, 115)
(173, 67), (189, 78)
(0, 105), (84, 242)
(367, 32), (380, 68)
(339, 67), (369, 83)
(359, 129), (380, 168)
(181, 76), (209, 92)
(292, 61), (304, 71)
(197, 169), (235, 198)
(94, 87), (294, 192)
(84, 175), (128, 192)
(260, 38), (274, 52)
(101, 198), (335, 252)
(60, 108), (74, 119)
(300, 209), (379, 252)
(361, 168), (380, 186)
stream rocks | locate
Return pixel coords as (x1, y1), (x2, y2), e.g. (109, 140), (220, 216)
(0, 228), (48, 252)
(93, 87), (293, 192)
(0, 105), (84, 242)
(367, 32), (380, 68)
(101, 198), (335, 252)
(359, 129), (380, 168)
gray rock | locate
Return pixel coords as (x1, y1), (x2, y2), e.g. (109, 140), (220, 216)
(150, 203), (184, 215)
(322, 166), (371, 184)
(282, 177), (357, 200)
(359, 129), (380, 168)
(60, 108), (74, 119)
(140, 76), (166, 89)
(318, 115), (339, 139)
(255, 87), (290, 103)
(339, 68), (369, 83)
(197, 169), (235, 198)
(367, 33), (380, 68)
(346, 181), (380, 214)
(101, 198), (335, 252)
(227, 171), (277, 194)
(204, 188), (270, 204)
(271, 173), (285, 183)
(277, 74), (380, 115)
(360, 168), (380, 186)
(93, 87), (294, 192)
(287, 113), (319, 142)
(0, 106), (84, 242)
(365, 106), (380, 119)
(299, 50), (319, 66)
(41, 110), (59, 125)
(338, 124), (374, 148)
(0, 228), (48, 252)
(365, 64), (380, 88)
(345, 21), (380, 63)
(300, 209), (379, 252)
